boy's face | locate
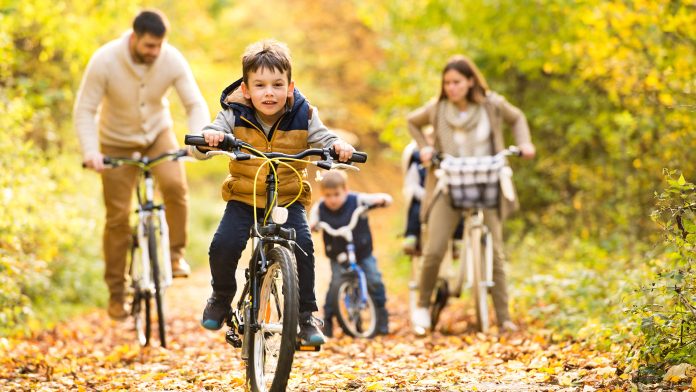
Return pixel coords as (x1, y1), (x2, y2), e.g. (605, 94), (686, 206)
(241, 67), (294, 123)
(321, 186), (348, 211)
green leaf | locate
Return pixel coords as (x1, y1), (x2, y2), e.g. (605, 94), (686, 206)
(677, 175), (686, 186)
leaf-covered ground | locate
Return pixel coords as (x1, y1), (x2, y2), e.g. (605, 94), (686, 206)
(3, 267), (662, 392)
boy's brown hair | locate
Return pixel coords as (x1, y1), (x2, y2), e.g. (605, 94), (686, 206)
(318, 170), (348, 190)
(242, 39), (292, 84)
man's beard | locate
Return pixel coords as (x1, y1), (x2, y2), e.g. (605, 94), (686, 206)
(133, 49), (157, 64)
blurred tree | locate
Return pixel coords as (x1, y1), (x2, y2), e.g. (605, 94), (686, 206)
(355, 0), (696, 243)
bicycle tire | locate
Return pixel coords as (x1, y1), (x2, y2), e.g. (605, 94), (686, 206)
(133, 291), (152, 346)
(130, 238), (152, 347)
(429, 278), (449, 332)
(334, 275), (377, 338)
(470, 227), (490, 333)
(247, 246), (298, 392)
(148, 220), (167, 348)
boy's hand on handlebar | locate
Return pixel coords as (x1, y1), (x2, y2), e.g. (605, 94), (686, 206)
(518, 143), (536, 159)
(332, 140), (355, 163)
(419, 146), (434, 165)
(203, 130), (227, 148)
(83, 151), (105, 172)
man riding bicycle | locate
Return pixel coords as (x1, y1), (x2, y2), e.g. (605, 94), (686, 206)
(74, 9), (209, 320)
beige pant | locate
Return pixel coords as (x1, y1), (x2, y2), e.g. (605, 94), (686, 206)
(100, 130), (188, 298)
(418, 192), (511, 324)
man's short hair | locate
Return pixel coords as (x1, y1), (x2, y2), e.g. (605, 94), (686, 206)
(133, 10), (169, 37)
(242, 39), (292, 84)
(318, 170), (348, 189)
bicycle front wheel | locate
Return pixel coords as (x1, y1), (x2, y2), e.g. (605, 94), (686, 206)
(334, 275), (377, 338)
(129, 234), (151, 347)
(470, 227), (490, 333)
(247, 246), (299, 392)
(148, 220), (167, 348)
(132, 291), (151, 346)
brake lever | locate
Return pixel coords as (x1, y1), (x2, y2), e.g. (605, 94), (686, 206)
(332, 163), (360, 172)
(205, 150), (256, 161)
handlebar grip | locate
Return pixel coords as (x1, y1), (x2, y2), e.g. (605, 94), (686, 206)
(82, 157), (113, 168)
(184, 134), (238, 151)
(329, 149), (368, 163)
(184, 134), (208, 147)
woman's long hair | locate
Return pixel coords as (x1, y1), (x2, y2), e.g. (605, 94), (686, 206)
(438, 55), (489, 104)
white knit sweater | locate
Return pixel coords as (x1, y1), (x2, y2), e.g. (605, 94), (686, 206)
(73, 32), (209, 157)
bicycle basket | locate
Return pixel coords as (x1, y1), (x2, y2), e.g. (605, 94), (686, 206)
(438, 155), (505, 209)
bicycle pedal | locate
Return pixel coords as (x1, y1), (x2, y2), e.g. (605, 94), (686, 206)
(225, 330), (242, 348)
(295, 342), (321, 352)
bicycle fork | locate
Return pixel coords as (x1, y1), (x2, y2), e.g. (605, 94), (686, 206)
(463, 211), (494, 290)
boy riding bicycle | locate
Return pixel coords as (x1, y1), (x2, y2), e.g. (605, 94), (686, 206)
(309, 171), (392, 337)
(190, 39), (355, 345)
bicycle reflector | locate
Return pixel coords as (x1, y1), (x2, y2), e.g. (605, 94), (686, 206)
(272, 207), (289, 224)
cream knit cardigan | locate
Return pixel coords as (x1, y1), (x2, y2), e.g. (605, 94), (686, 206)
(73, 32), (209, 157)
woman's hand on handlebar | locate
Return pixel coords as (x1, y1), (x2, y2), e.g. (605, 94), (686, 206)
(518, 143), (536, 159)
(83, 151), (106, 172)
(332, 140), (355, 163)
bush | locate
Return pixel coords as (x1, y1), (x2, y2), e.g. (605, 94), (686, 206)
(626, 172), (696, 368)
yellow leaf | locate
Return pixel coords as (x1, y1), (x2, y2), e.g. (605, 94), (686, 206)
(659, 92), (674, 106)
(678, 174), (686, 186)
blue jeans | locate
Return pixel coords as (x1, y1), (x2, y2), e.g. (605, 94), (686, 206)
(209, 200), (317, 313)
(323, 254), (387, 319)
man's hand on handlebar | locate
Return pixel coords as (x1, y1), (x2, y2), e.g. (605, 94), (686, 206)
(332, 140), (355, 163)
(518, 143), (536, 159)
(83, 151), (106, 172)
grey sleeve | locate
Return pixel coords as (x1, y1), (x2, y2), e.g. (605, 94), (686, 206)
(357, 193), (393, 207)
(188, 110), (236, 160)
(308, 201), (321, 229)
(307, 107), (340, 148)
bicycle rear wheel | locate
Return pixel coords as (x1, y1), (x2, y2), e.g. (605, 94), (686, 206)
(470, 227), (490, 333)
(148, 220), (167, 348)
(247, 246), (298, 392)
(334, 275), (377, 338)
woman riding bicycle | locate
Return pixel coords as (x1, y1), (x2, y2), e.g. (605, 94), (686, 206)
(408, 55), (535, 334)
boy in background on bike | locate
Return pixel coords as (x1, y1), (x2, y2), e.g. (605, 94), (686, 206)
(402, 141), (464, 257)
(309, 170), (392, 337)
(190, 39), (355, 346)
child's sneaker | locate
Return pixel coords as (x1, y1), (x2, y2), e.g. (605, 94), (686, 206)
(402, 235), (417, 255)
(201, 292), (233, 330)
(298, 312), (327, 346)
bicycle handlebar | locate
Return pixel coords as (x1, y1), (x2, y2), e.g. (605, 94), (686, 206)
(316, 204), (370, 241)
(432, 146), (521, 166)
(184, 133), (368, 164)
(81, 149), (189, 169)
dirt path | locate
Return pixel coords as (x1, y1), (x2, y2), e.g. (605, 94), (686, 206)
(0, 261), (628, 391)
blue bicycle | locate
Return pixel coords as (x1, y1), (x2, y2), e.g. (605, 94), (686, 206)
(315, 203), (383, 338)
